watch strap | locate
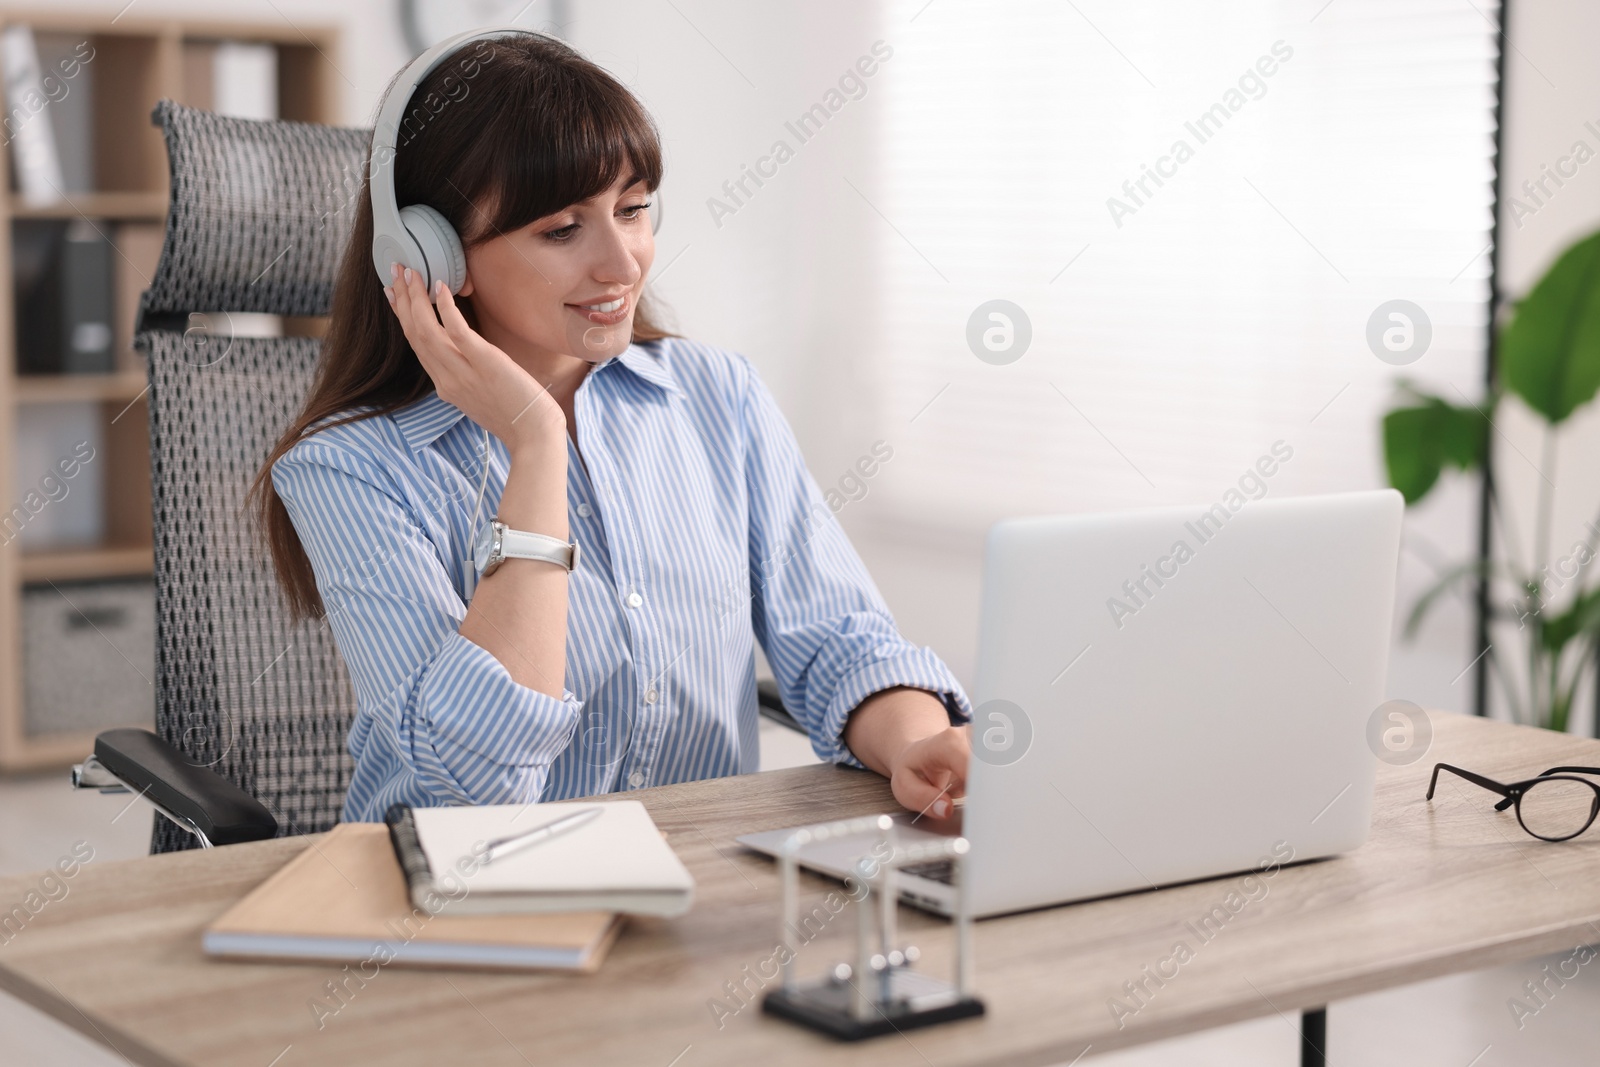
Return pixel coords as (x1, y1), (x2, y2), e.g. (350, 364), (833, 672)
(498, 526), (579, 572)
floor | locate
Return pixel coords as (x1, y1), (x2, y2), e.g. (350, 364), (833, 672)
(3, 723), (1599, 1065)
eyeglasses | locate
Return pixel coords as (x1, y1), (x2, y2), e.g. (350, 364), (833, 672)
(1426, 763), (1600, 842)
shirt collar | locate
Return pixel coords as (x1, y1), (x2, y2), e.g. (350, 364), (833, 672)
(390, 343), (682, 453)
(611, 341), (684, 399)
(390, 390), (465, 453)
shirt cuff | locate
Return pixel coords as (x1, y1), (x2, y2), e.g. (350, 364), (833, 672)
(816, 645), (973, 770)
(417, 631), (585, 782)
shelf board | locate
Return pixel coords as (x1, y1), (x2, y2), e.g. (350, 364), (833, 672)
(0, 11), (337, 44)
(9, 191), (168, 221)
(19, 545), (154, 584)
(0, 727), (107, 773)
(12, 372), (149, 404)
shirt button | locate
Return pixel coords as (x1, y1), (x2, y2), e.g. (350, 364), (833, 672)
(576, 502), (593, 518)
(626, 592), (643, 608)
(628, 771), (645, 788)
(644, 687), (658, 704)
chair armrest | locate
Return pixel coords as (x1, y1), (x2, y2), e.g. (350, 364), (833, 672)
(757, 677), (806, 735)
(92, 728), (278, 846)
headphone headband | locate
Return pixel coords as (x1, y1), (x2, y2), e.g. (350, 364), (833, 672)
(368, 26), (663, 299)
(369, 28), (548, 292)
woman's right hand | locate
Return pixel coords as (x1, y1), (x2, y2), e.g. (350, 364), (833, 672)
(385, 262), (566, 453)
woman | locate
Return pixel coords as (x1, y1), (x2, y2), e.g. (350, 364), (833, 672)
(250, 32), (972, 824)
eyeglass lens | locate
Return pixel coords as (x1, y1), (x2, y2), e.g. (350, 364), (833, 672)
(1517, 777), (1600, 841)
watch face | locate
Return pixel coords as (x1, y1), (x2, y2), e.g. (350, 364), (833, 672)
(472, 521), (494, 573)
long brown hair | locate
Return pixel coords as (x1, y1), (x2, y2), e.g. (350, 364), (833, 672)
(249, 33), (675, 621)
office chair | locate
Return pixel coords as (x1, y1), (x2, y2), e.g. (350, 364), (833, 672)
(70, 100), (805, 853)
(67, 100), (368, 851)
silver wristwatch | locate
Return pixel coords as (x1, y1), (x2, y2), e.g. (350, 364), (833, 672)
(472, 519), (579, 578)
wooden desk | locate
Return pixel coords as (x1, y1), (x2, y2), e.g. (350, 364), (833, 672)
(4, 712), (1600, 1066)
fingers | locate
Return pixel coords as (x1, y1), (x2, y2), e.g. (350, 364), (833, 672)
(433, 280), (489, 360)
(386, 263), (464, 379)
(939, 729), (969, 798)
(433, 280), (560, 428)
(892, 772), (938, 818)
(386, 262), (425, 348)
(385, 261), (417, 328)
(891, 730), (969, 818)
(894, 760), (958, 818)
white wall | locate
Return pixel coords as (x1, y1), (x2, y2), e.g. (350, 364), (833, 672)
(561, 1), (904, 679)
(568, 1), (887, 461)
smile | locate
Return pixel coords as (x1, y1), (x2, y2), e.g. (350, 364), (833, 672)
(566, 294), (631, 326)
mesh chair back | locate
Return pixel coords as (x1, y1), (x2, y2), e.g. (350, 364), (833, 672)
(140, 99), (366, 319)
(138, 100), (370, 852)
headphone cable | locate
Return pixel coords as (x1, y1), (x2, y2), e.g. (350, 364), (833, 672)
(463, 425), (493, 601)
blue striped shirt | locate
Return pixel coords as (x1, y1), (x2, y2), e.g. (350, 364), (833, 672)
(271, 336), (972, 822)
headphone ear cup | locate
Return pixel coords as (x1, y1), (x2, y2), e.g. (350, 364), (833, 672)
(399, 204), (467, 298)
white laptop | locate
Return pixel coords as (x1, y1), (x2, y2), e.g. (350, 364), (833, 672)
(739, 489), (1403, 919)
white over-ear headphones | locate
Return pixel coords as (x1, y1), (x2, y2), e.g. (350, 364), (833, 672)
(368, 26), (662, 302)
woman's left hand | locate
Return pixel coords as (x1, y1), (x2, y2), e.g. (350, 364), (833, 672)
(888, 725), (970, 819)
(842, 686), (971, 818)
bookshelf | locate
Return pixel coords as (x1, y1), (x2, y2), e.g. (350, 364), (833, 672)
(0, 12), (338, 770)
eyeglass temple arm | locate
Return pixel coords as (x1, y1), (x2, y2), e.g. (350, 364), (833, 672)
(1426, 762), (1514, 802)
(1490, 766), (1600, 811)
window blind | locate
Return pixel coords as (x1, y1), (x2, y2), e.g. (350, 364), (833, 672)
(866, 0), (1499, 532)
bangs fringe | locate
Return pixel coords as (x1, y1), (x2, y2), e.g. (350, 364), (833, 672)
(425, 38), (664, 247)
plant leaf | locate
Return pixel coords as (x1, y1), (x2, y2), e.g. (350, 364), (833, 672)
(1382, 394), (1489, 504)
(1500, 229), (1600, 425)
(1541, 587), (1600, 654)
(1403, 558), (1500, 638)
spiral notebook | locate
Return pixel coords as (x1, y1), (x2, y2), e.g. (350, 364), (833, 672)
(203, 822), (622, 972)
(386, 800), (695, 918)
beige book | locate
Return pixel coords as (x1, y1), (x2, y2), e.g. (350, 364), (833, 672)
(204, 822), (622, 972)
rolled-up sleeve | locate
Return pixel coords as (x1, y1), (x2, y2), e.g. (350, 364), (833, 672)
(738, 358), (972, 768)
(272, 437), (582, 818)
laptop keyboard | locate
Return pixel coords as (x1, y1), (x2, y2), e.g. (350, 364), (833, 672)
(900, 859), (955, 885)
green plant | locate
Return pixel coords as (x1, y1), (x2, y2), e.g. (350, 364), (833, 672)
(1383, 230), (1600, 732)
